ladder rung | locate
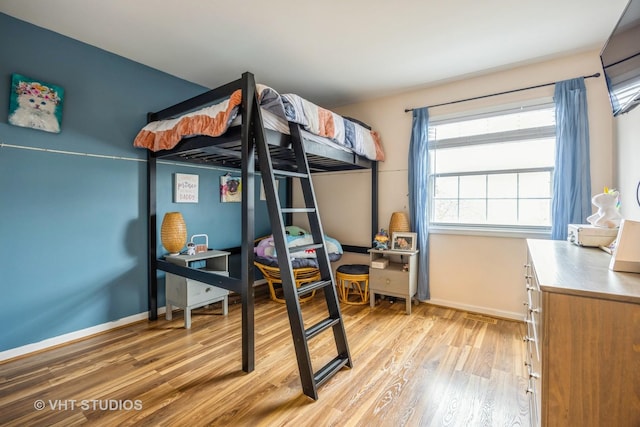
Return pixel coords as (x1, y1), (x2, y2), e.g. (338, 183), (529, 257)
(273, 169), (309, 179)
(281, 208), (315, 214)
(289, 243), (323, 254)
(297, 279), (332, 296)
(305, 317), (340, 340)
(314, 355), (350, 388)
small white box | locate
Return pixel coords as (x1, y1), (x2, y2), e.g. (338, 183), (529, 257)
(371, 258), (389, 269)
(567, 224), (618, 247)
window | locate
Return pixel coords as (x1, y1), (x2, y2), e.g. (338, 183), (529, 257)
(429, 103), (555, 232)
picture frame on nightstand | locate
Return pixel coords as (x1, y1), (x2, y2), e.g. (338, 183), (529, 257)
(391, 232), (417, 251)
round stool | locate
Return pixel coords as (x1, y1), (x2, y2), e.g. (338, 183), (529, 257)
(335, 264), (370, 305)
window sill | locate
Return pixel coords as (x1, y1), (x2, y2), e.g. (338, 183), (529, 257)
(428, 225), (552, 240)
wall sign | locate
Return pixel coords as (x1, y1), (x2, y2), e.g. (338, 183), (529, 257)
(174, 173), (199, 203)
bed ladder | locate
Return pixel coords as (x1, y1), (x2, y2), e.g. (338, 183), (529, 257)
(254, 120), (353, 400)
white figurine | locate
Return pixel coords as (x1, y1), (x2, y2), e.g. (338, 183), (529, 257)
(187, 242), (196, 255)
(587, 189), (622, 228)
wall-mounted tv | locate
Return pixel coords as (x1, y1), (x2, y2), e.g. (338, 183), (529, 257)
(600, 0), (640, 116)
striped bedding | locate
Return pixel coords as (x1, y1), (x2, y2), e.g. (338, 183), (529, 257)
(133, 85), (384, 161)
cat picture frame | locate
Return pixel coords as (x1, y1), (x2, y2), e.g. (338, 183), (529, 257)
(8, 73), (64, 133)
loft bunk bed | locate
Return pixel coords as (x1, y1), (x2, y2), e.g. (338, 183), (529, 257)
(137, 72), (382, 378)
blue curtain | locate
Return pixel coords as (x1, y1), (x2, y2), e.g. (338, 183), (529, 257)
(551, 77), (592, 240)
(409, 107), (430, 300)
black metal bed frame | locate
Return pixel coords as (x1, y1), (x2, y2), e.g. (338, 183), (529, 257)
(145, 72), (378, 373)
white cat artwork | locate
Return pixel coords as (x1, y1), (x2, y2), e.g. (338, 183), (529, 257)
(8, 75), (63, 133)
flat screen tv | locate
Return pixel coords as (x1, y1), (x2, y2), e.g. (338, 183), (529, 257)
(600, 0), (640, 116)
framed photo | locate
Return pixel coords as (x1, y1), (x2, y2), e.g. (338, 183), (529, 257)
(392, 232), (417, 251)
(8, 73), (64, 133)
(174, 173), (199, 203)
(220, 173), (242, 203)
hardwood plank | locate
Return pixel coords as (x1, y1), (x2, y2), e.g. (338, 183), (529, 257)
(0, 293), (528, 426)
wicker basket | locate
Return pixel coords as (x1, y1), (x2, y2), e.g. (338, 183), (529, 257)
(161, 212), (187, 255)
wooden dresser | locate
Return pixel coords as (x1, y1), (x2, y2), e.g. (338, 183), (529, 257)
(525, 239), (640, 427)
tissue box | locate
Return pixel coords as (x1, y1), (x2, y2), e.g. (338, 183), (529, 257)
(567, 224), (618, 247)
(371, 258), (389, 269)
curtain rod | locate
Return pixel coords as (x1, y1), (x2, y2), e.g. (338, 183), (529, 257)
(404, 72), (600, 113)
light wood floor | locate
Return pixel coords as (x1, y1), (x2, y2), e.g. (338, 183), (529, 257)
(0, 290), (529, 426)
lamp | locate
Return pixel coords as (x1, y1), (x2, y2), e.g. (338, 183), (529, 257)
(388, 211), (410, 237)
(161, 212), (187, 255)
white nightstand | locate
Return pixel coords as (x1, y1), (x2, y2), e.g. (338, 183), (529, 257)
(165, 250), (230, 328)
(368, 248), (419, 314)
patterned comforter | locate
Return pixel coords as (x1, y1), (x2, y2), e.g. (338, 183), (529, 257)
(133, 85), (384, 161)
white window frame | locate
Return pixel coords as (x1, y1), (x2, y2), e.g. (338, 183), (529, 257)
(428, 101), (555, 238)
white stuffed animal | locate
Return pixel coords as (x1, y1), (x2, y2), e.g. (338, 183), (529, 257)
(587, 190), (622, 228)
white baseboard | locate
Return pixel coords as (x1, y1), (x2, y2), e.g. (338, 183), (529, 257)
(1, 280), (269, 363)
(0, 308), (166, 362)
(424, 298), (524, 322)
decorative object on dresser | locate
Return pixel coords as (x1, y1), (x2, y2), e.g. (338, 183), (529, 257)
(609, 219), (640, 273)
(524, 239), (640, 427)
(388, 211), (410, 238)
(160, 212), (187, 255)
(567, 224), (618, 247)
(586, 187), (622, 228)
(368, 248), (419, 314)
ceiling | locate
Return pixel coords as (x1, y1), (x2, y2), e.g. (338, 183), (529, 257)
(0, 0), (630, 107)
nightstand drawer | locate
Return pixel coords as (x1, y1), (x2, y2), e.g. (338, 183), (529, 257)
(166, 272), (229, 307)
(186, 279), (228, 305)
(370, 268), (410, 294)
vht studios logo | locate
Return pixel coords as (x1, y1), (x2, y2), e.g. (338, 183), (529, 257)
(34, 399), (143, 411)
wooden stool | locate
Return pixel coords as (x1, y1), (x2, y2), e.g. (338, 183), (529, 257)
(335, 264), (370, 305)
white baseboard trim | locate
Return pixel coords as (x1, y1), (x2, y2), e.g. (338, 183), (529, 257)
(0, 308), (166, 362)
(425, 298), (524, 322)
(1, 280), (269, 363)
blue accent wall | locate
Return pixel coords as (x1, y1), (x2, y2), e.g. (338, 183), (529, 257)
(0, 13), (277, 352)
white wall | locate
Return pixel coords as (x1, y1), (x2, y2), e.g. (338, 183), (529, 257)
(305, 50), (615, 320)
(614, 106), (640, 221)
